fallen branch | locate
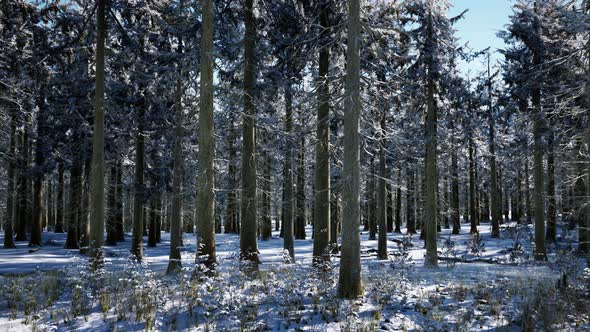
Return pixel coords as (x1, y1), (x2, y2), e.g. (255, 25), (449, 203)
(437, 256), (518, 266)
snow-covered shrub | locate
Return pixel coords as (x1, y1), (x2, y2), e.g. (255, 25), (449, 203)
(465, 233), (485, 257)
(441, 235), (457, 269)
(390, 234), (415, 280)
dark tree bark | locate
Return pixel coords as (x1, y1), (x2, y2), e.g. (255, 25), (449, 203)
(106, 162), (117, 245)
(55, 162), (65, 233)
(3, 113), (17, 248)
(338, 0), (363, 298)
(240, 0), (259, 267)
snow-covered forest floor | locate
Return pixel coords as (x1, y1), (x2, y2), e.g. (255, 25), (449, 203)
(1, 222), (589, 331)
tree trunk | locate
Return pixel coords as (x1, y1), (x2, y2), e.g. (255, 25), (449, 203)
(131, 105), (145, 260)
(487, 57), (500, 238)
(225, 120), (238, 234)
(55, 162), (64, 233)
(283, 86), (295, 259)
(469, 130), (478, 234)
(3, 114), (16, 248)
(260, 146), (272, 241)
(368, 158), (377, 241)
(115, 160), (124, 241)
(87, 0), (107, 269)
(313, 10), (331, 262)
(377, 113), (388, 260)
(240, 0), (259, 267)
(451, 140), (460, 234)
(167, 69), (184, 274)
(406, 168), (416, 234)
(531, 31), (546, 260)
(295, 132), (306, 240)
(338, 0), (363, 298)
(525, 157), (532, 224)
(546, 128), (556, 243)
(424, 17), (438, 265)
(195, 0), (217, 270)
(65, 153), (82, 249)
(395, 170), (402, 233)
(106, 162), (117, 245)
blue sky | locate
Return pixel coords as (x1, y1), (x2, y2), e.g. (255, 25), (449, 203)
(449, 0), (514, 74)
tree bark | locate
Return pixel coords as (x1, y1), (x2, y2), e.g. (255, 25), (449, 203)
(338, 0), (363, 298)
(3, 114), (16, 248)
(406, 168), (416, 234)
(195, 0), (217, 270)
(55, 162), (64, 233)
(377, 113), (388, 260)
(131, 105), (145, 260)
(240, 0), (259, 267)
(283, 86), (295, 259)
(295, 132), (306, 240)
(106, 162), (117, 245)
(313, 8), (331, 262)
(469, 129), (478, 234)
(487, 56), (500, 238)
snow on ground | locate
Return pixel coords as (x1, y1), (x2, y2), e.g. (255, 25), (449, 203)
(0, 221), (588, 331)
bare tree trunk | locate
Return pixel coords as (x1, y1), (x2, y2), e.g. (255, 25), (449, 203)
(377, 113), (388, 260)
(338, 0), (363, 298)
(395, 170), (402, 233)
(313, 7), (331, 261)
(226, 120), (238, 234)
(295, 132), (306, 240)
(260, 146), (272, 241)
(195, 0), (217, 270)
(531, 24), (546, 260)
(487, 56), (500, 238)
(424, 21), (438, 267)
(240, 0), (259, 267)
(3, 114), (16, 248)
(131, 105), (145, 260)
(368, 158), (377, 241)
(167, 70), (184, 274)
(546, 128), (556, 242)
(451, 139), (460, 234)
(55, 162), (64, 233)
(106, 162), (117, 245)
(406, 168), (416, 234)
(283, 86), (295, 259)
(115, 160), (124, 241)
(87, 0), (107, 269)
(65, 152), (81, 249)
(469, 130), (478, 234)
(525, 157), (532, 224)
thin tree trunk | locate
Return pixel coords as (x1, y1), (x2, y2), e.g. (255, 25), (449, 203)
(167, 67), (184, 274)
(368, 158), (377, 241)
(424, 34), (438, 268)
(469, 129), (478, 234)
(131, 105), (145, 260)
(546, 128), (556, 242)
(377, 112), (388, 260)
(106, 162), (117, 245)
(406, 168), (416, 234)
(338, 0), (363, 298)
(65, 153), (81, 249)
(195, 0), (217, 270)
(295, 133), (306, 239)
(451, 140), (460, 234)
(313, 9), (331, 261)
(240, 0), (259, 267)
(283, 86), (295, 259)
(487, 56), (500, 238)
(395, 170), (402, 233)
(531, 24), (546, 260)
(55, 162), (65, 233)
(3, 114), (16, 248)
(88, 0), (107, 269)
(115, 160), (124, 241)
